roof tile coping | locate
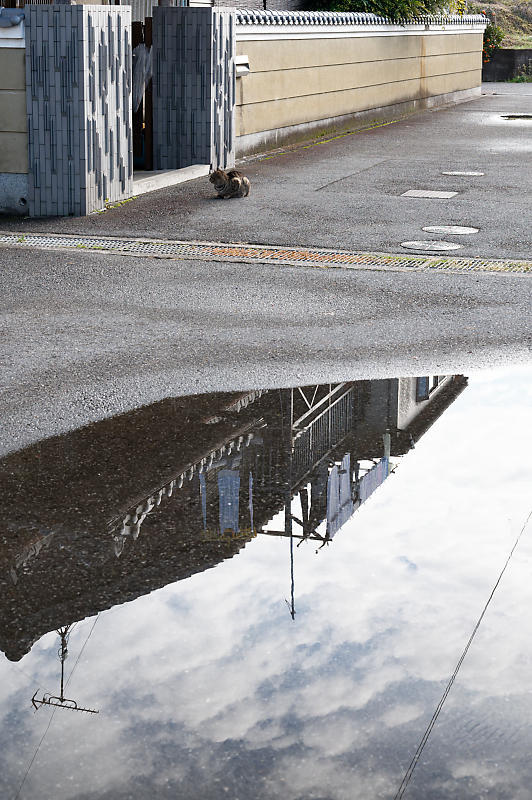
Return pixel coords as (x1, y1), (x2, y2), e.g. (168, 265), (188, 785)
(235, 9), (488, 26)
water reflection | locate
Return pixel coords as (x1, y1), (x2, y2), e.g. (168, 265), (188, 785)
(0, 375), (465, 662)
(1, 366), (531, 800)
(31, 626), (99, 715)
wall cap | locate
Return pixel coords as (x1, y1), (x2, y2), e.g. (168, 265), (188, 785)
(235, 9), (487, 27)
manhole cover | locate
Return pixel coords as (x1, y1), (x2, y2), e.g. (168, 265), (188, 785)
(441, 171), (484, 177)
(422, 226), (479, 235)
(402, 190), (458, 199)
(401, 240), (463, 251)
(501, 114), (532, 120)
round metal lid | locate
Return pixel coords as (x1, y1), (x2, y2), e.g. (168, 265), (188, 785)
(422, 225), (479, 235)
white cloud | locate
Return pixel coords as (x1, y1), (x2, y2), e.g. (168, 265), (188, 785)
(1, 365), (532, 799)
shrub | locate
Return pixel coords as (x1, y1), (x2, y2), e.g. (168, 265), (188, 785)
(482, 19), (505, 63)
(508, 62), (532, 82)
(447, 0), (467, 14)
(305, 0), (442, 22)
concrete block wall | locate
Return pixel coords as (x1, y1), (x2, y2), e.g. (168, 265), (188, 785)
(0, 49), (27, 172)
(235, 11), (487, 155)
(25, 5), (132, 217)
(482, 48), (532, 81)
(152, 7), (235, 170)
(0, 10), (28, 215)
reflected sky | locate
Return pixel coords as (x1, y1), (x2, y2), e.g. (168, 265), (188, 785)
(1, 365), (531, 800)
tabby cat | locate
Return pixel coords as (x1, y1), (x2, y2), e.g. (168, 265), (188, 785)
(209, 168), (250, 199)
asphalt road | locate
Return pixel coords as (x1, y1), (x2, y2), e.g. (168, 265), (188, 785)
(0, 83), (531, 455)
(1, 245), (530, 456)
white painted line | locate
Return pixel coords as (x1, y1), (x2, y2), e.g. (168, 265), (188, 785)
(401, 240), (463, 251)
(402, 190), (458, 199)
(442, 171), (484, 176)
(422, 225), (479, 235)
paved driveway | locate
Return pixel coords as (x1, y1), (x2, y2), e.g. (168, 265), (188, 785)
(1, 83), (531, 260)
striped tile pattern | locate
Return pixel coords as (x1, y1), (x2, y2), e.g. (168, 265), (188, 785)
(25, 5), (133, 217)
(152, 7), (235, 171)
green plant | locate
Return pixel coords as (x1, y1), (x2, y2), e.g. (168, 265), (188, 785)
(508, 62), (532, 82)
(482, 18), (505, 63)
(305, 0), (441, 22)
(447, 0), (467, 14)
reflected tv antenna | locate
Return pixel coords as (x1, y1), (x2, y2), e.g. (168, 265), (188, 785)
(31, 626), (99, 715)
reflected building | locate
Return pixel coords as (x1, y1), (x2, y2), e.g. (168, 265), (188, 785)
(0, 374), (467, 661)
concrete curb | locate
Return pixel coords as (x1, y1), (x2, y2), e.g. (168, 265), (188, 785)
(132, 164), (210, 196)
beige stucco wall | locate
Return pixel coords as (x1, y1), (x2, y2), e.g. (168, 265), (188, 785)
(236, 32), (484, 140)
(0, 48), (27, 174)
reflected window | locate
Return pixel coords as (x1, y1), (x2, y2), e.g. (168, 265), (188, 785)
(218, 469), (240, 535)
(416, 377), (430, 402)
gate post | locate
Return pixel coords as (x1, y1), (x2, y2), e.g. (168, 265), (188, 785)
(152, 7), (235, 171)
(25, 5), (133, 217)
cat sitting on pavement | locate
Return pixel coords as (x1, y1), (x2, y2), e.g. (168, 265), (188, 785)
(209, 168), (250, 199)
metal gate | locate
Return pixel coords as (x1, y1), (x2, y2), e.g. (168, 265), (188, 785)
(132, 18), (153, 170)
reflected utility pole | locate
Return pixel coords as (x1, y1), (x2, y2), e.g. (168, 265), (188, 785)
(284, 389), (296, 620)
(383, 430), (391, 461)
(32, 626), (99, 714)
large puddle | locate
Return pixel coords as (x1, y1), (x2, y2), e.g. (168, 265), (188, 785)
(1, 365), (531, 799)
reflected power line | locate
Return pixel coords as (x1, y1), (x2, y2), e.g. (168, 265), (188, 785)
(15, 614), (101, 800)
(394, 507), (532, 800)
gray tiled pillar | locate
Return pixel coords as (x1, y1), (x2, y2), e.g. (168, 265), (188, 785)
(152, 7), (235, 171)
(25, 5), (132, 217)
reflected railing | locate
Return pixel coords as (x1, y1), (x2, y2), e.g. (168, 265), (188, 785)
(0, 373), (468, 662)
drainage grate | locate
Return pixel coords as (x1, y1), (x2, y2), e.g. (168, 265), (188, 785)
(0, 232), (531, 275)
(441, 171), (484, 177)
(402, 190), (458, 199)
